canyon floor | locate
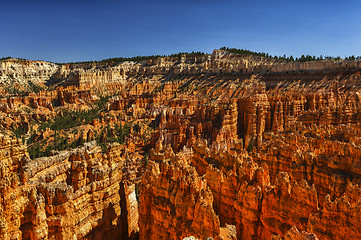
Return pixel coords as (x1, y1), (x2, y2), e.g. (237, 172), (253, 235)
(1, 49), (361, 239)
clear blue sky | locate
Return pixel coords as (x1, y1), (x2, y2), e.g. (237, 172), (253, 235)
(1, 0), (361, 63)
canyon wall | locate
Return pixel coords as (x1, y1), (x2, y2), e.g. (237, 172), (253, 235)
(63, 51), (361, 89)
(133, 75), (361, 239)
(0, 136), (141, 240)
(2, 49), (361, 92)
(0, 59), (58, 91)
(2, 49), (361, 239)
(1, 49), (352, 90)
(139, 119), (361, 239)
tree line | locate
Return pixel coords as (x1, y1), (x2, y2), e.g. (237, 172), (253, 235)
(219, 47), (361, 62)
(3, 48), (361, 64)
(59, 51), (208, 65)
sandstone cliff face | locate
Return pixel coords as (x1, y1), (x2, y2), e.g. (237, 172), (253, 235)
(3, 50), (361, 94)
(139, 126), (361, 239)
(0, 59), (58, 91)
(3, 49), (361, 240)
(135, 71), (361, 239)
(139, 154), (221, 240)
(0, 137), (141, 240)
(211, 50), (361, 74)
(51, 50), (361, 90)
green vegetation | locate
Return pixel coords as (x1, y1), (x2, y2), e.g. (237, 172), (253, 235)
(27, 122), (131, 159)
(143, 151), (149, 167)
(12, 124), (28, 141)
(3, 49), (361, 64)
(58, 51), (208, 65)
(28, 81), (44, 93)
(39, 109), (96, 131)
(0, 57), (29, 61)
(135, 184), (140, 200)
(39, 96), (109, 131)
(220, 47), (272, 59)
(12, 94), (130, 159)
(6, 87), (28, 96)
(345, 55), (359, 61)
(5, 82), (44, 96)
(220, 47), (361, 62)
(96, 123), (130, 151)
(28, 135), (75, 159)
(247, 135), (255, 153)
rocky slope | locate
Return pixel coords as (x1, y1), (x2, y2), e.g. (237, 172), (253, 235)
(1, 49), (361, 239)
(0, 59), (58, 93)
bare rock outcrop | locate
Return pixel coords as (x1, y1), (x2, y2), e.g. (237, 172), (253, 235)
(0, 136), (141, 240)
(0, 59), (58, 90)
(4, 49), (361, 240)
(139, 149), (221, 240)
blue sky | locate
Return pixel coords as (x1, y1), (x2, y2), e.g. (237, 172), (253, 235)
(1, 0), (361, 63)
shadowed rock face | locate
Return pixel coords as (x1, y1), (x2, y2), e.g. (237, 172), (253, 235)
(2, 50), (361, 239)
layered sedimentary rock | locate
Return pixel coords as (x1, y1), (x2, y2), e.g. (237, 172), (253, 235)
(135, 70), (361, 239)
(0, 59), (58, 90)
(3, 49), (361, 240)
(139, 124), (361, 239)
(46, 50), (361, 90)
(139, 151), (221, 240)
(3, 49), (361, 92)
(210, 50), (361, 74)
(0, 136), (141, 240)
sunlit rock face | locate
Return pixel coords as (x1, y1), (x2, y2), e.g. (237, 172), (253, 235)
(0, 59), (58, 92)
(2, 50), (361, 239)
(0, 138), (141, 240)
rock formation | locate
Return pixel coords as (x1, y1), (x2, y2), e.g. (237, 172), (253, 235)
(0, 136), (141, 240)
(2, 49), (361, 239)
(0, 59), (58, 92)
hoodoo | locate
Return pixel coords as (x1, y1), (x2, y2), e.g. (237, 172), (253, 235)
(1, 49), (361, 239)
